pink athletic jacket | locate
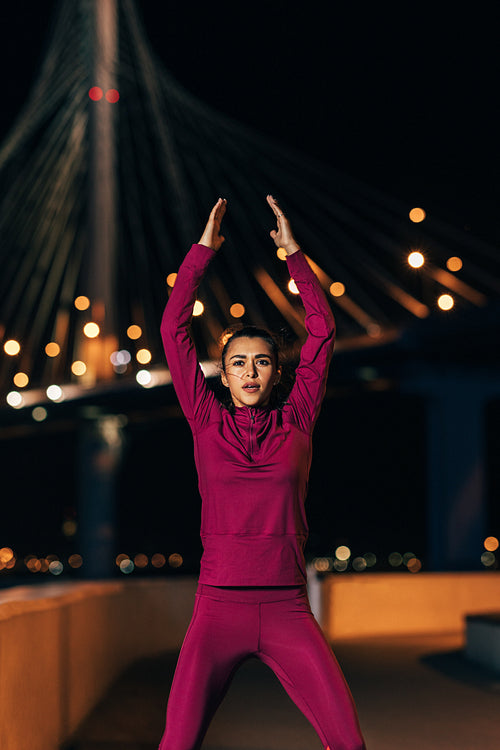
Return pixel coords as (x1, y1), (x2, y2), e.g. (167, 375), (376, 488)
(161, 243), (335, 585)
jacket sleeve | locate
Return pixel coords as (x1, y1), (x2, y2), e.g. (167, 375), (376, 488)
(160, 243), (219, 431)
(283, 250), (335, 433)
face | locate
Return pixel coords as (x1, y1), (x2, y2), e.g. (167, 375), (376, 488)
(221, 336), (281, 409)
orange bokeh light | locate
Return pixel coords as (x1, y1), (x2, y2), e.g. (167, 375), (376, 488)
(484, 536), (499, 552)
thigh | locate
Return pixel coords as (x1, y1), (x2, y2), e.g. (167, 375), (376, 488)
(159, 590), (258, 750)
(259, 593), (366, 750)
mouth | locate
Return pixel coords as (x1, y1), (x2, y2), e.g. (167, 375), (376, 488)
(242, 384), (260, 392)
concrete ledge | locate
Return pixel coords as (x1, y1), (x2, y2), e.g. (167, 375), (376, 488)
(2, 572), (500, 749)
(465, 612), (500, 673)
(321, 571), (500, 639)
(0, 578), (198, 750)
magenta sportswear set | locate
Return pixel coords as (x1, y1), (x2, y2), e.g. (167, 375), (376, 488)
(158, 243), (366, 750)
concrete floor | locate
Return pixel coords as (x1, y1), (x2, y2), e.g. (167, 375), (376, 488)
(65, 633), (500, 750)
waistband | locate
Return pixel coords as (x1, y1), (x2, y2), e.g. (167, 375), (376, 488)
(196, 582), (308, 604)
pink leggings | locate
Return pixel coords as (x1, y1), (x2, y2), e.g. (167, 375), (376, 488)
(158, 583), (366, 750)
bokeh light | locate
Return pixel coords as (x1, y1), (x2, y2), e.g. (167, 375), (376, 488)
(388, 552), (403, 567)
(364, 552), (377, 568)
(13, 372), (29, 388)
(276, 247), (287, 261)
(166, 272), (177, 287)
(32, 406), (48, 422)
(330, 282), (346, 297)
(71, 360), (87, 376)
(4, 339), (20, 356)
(0, 547), (14, 564)
(333, 559), (348, 572)
(62, 520), (77, 537)
(288, 279), (299, 295)
(127, 324), (142, 339)
(105, 88), (120, 103)
(446, 256), (463, 272)
(481, 551), (496, 567)
(335, 545), (351, 562)
(136, 348), (152, 364)
(74, 295), (90, 310)
(192, 300), (204, 316)
(406, 557), (422, 573)
(83, 322), (100, 338)
(6, 391), (23, 408)
(484, 536), (499, 552)
(408, 251), (424, 268)
(110, 350), (131, 369)
(352, 557), (367, 572)
(134, 553), (148, 568)
(136, 369), (152, 387)
(230, 303), (245, 318)
(437, 294), (454, 311)
(49, 560), (64, 575)
(409, 207), (426, 223)
(45, 342), (60, 357)
(120, 558), (134, 574)
(151, 553), (166, 568)
(88, 86), (103, 101)
(46, 384), (63, 401)
(168, 553), (183, 568)
(313, 557), (333, 572)
(68, 554), (83, 569)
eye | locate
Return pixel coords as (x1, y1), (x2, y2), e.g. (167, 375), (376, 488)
(257, 359), (271, 366)
(231, 359), (245, 367)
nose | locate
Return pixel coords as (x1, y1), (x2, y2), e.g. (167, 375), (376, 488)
(245, 361), (258, 378)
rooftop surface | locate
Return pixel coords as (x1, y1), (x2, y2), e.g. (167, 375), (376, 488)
(65, 632), (500, 750)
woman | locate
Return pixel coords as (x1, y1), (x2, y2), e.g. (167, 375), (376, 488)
(158, 195), (366, 750)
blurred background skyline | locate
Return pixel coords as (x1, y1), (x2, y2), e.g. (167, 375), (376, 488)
(0, 1), (499, 582)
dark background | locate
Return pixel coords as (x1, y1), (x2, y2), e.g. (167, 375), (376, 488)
(0, 1), (499, 576)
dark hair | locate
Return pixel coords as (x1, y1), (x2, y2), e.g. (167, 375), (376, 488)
(220, 325), (280, 372)
(219, 325), (294, 410)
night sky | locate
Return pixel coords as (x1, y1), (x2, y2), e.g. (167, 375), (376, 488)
(1, 1), (500, 243)
(1, 1), (499, 574)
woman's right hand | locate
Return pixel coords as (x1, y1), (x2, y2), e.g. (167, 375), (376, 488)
(198, 198), (227, 251)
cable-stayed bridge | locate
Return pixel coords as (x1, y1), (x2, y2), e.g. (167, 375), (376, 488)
(1, 0), (499, 414)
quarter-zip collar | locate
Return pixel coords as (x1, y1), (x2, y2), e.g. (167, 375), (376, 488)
(231, 405), (274, 461)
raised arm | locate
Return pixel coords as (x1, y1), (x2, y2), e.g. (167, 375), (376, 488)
(160, 199), (227, 429)
(267, 195), (335, 432)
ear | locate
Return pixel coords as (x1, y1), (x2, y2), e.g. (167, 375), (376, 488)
(221, 371), (229, 388)
(274, 367), (282, 385)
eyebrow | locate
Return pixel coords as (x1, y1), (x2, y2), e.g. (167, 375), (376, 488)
(229, 353), (272, 360)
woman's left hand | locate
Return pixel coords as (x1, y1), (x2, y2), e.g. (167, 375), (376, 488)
(266, 195), (300, 255)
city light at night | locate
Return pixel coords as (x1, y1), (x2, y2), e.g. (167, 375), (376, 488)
(74, 295), (90, 311)
(409, 207), (426, 223)
(127, 325), (142, 339)
(83, 322), (100, 339)
(437, 293), (454, 311)
(446, 256), (463, 272)
(330, 282), (346, 297)
(408, 251), (425, 268)
(229, 303), (245, 318)
(45, 342), (61, 357)
(13, 372), (29, 388)
(4, 339), (20, 356)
